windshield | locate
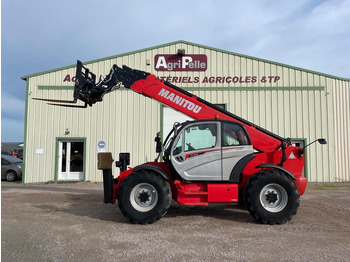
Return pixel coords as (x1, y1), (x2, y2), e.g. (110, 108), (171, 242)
(1, 154), (23, 164)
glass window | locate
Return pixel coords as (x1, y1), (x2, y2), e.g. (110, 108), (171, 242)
(2, 154), (22, 163)
(222, 123), (250, 146)
(61, 142), (67, 172)
(172, 133), (183, 155)
(184, 124), (217, 152)
(70, 142), (84, 172)
(2, 158), (11, 165)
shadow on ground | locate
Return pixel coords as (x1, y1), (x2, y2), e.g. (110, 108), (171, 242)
(2, 182), (255, 224)
(33, 194), (254, 224)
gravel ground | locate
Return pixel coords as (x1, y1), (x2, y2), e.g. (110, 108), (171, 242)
(2, 181), (350, 262)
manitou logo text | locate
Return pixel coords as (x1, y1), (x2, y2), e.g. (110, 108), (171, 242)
(155, 55), (207, 72)
(158, 88), (202, 113)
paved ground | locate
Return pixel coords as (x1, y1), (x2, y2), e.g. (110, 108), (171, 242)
(2, 181), (350, 261)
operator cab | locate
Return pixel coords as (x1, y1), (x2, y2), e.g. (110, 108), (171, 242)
(163, 120), (254, 182)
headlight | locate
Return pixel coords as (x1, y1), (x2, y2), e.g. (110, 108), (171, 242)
(17, 165), (22, 169)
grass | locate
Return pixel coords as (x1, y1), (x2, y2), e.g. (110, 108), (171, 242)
(308, 183), (350, 190)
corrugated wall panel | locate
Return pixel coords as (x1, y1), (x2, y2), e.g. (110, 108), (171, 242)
(332, 80), (350, 181)
(191, 86), (333, 182)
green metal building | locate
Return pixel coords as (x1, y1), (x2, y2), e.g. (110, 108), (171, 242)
(21, 41), (350, 183)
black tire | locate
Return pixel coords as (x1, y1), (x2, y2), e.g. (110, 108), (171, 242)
(6, 171), (17, 182)
(245, 170), (300, 225)
(118, 170), (172, 224)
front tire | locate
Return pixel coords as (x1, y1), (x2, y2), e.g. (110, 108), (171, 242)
(245, 170), (300, 225)
(6, 171), (17, 182)
(118, 171), (172, 224)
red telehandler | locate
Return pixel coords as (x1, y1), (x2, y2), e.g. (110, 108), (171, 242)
(36, 60), (326, 224)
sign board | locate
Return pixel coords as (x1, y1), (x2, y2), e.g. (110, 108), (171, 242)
(35, 148), (44, 155)
(98, 141), (106, 148)
(154, 54), (207, 72)
(97, 141), (106, 153)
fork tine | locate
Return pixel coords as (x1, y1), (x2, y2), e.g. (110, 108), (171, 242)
(47, 102), (87, 108)
(32, 97), (78, 104)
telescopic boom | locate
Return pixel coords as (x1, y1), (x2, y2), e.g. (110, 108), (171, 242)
(37, 60), (288, 154)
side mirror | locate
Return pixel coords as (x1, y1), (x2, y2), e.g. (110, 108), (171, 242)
(154, 132), (162, 153)
(317, 138), (327, 145)
(303, 138), (327, 149)
(300, 138), (327, 156)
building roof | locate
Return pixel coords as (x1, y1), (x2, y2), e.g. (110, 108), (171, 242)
(21, 40), (350, 81)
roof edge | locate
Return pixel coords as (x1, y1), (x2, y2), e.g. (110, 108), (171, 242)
(22, 40), (350, 81)
(21, 40), (185, 80)
(181, 40), (350, 81)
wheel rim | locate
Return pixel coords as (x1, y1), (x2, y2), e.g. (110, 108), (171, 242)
(259, 183), (288, 213)
(130, 183), (158, 212)
(6, 172), (16, 181)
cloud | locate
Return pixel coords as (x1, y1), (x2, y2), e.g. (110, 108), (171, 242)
(1, 118), (24, 142)
(2, 0), (350, 143)
(1, 91), (25, 120)
(225, 0), (350, 77)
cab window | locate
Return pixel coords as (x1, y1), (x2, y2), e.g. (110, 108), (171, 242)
(222, 122), (250, 146)
(184, 123), (217, 152)
(172, 133), (183, 155)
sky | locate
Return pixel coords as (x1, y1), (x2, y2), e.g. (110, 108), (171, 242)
(1, 0), (350, 142)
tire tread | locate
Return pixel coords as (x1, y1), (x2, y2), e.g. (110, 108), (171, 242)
(118, 170), (171, 224)
(245, 170), (300, 225)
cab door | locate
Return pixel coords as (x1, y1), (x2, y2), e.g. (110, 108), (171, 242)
(171, 122), (222, 181)
(221, 122), (254, 181)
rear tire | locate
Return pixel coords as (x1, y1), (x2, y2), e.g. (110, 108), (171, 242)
(118, 171), (172, 224)
(245, 170), (300, 225)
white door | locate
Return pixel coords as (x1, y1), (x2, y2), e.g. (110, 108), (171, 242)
(171, 122), (222, 181)
(58, 140), (84, 180)
(221, 122), (254, 181)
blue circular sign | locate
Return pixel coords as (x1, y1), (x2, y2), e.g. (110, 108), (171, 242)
(98, 141), (106, 148)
